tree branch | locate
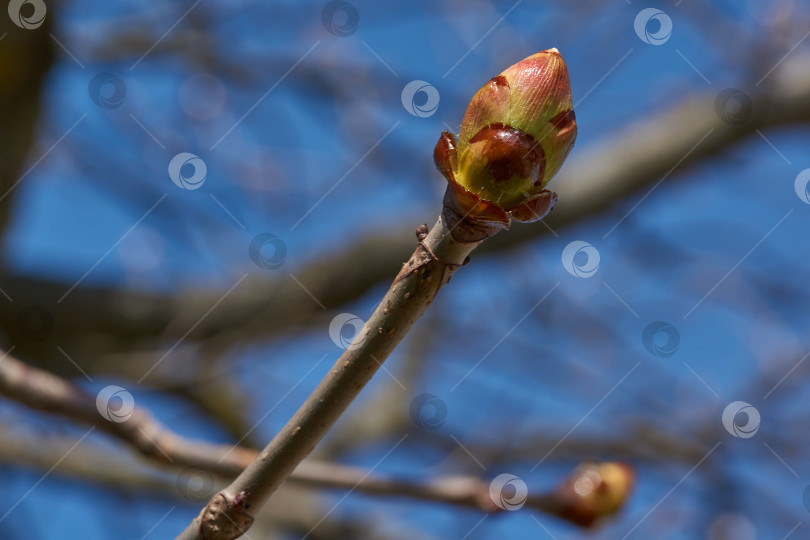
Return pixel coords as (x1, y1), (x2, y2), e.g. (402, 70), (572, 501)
(0, 346), (254, 476)
(0, 347), (631, 529)
(177, 215), (483, 538)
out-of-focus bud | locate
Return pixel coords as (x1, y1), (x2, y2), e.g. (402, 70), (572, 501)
(554, 462), (635, 527)
(435, 49), (576, 241)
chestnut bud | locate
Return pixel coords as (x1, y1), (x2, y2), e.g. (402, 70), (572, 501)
(554, 462), (636, 527)
(435, 49), (577, 240)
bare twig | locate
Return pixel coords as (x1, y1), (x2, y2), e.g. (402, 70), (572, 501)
(177, 216), (482, 538)
(0, 347), (631, 528)
(0, 347), (255, 476)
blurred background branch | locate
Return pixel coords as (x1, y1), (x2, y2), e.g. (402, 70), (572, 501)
(0, 348), (632, 528)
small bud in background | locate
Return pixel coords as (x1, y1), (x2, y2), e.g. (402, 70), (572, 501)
(554, 462), (635, 526)
(436, 49), (576, 241)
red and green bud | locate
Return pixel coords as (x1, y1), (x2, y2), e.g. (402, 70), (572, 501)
(435, 49), (576, 233)
(554, 462), (636, 527)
